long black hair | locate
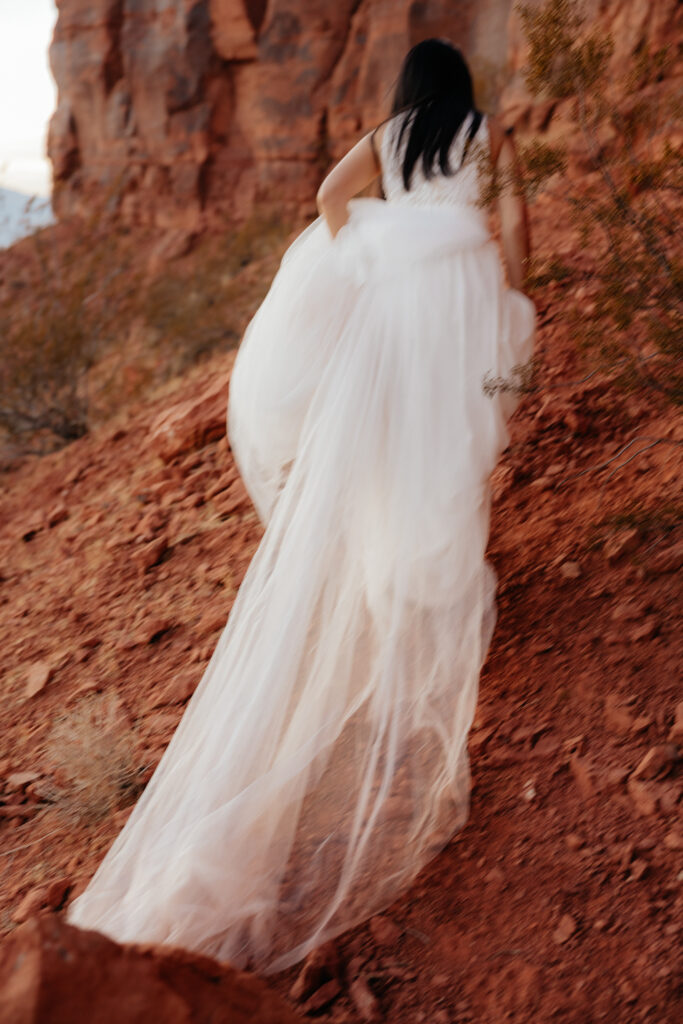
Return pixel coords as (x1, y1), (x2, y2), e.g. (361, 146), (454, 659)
(390, 39), (483, 191)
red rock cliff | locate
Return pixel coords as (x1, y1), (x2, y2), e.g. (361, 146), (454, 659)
(47, 0), (514, 227)
(47, 0), (679, 229)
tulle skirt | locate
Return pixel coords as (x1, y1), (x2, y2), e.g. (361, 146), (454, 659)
(66, 197), (535, 973)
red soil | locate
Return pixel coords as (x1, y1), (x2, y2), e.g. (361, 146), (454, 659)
(0, 196), (681, 1022)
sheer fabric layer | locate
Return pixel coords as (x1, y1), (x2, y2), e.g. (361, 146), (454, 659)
(66, 196), (535, 972)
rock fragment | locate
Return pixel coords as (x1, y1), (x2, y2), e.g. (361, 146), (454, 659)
(604, 528), (639, 561)
(11, 888), (46, 925)
(6, 771), (40, 790)
(552, 914), (576, 944)
(627, 778), (659, 817)
(604, 694), (633, 734)
(610, 601), (642, 621)
(548, 913), (577, 942)
(647, 539), (683, 576)
(133, 535), (168, 573)
(630, 617), (658, 642)
(25, 661), (53, 698)
(349, 976), (382, 1021)
(149, 378), (228, 463)
(570, 753), (594, 800)
(369, 915), (402, 947)
(47, 502), (69, 527)
(289, 941), (340, 1003)
(664, 830), (683, 850)
(131, 616), (175, 645)
(300, 978), (342, 1015)
(668, 701), (683, 742)
(632, 744), (678, 781)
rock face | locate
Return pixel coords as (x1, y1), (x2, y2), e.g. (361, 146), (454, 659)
(503, 0), (682, 130)
(0, 914), (304, 1024)
(47, 0), (681, 228)
(48, 0), (513, 227)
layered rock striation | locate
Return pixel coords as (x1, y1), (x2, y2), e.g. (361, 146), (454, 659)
(47, 0), (680, 228)
(47, 0), (514, 227)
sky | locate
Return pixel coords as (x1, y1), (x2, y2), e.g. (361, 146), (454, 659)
(0, 0), (58, 197)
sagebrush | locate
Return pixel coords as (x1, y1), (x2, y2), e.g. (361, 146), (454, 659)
(480, 0), (681, 406)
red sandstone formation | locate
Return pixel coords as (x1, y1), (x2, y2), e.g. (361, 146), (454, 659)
(46, 0), (516, 228)
(47, 0), (680, 229)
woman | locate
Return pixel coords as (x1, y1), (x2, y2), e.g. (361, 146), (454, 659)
(66, 39), (535, 974)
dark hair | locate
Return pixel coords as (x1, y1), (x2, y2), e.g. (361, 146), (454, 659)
(390, 39), (483, 191)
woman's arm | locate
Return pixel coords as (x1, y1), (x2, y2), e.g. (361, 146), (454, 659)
(488, 118), (531, 291)
(316, 131), (382, 238)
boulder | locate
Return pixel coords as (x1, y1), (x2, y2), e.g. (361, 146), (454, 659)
(0, 915), (303, 1024)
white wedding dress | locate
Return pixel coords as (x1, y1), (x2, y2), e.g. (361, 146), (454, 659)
(66, 111), (535, 973)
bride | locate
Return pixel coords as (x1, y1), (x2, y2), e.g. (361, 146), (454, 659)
(66, 38), (535, 973)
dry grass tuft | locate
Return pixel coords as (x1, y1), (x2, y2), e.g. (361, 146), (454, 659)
(43, 691), (142, 825)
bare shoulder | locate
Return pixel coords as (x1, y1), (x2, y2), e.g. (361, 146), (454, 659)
(371, 120), (390, 153)
(373, 121), (388, 144)
(369, 118), (394, 172)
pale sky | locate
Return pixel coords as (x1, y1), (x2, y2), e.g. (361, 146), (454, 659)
(0, 0), (58, 196)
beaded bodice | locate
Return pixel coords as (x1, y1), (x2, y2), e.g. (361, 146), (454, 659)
(380, 110), (489, 209)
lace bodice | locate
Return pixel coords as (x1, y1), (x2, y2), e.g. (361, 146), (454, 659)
(380, 110), (489, 209)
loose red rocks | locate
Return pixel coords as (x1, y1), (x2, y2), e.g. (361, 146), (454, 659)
(133, 535), (169, 573)
(569, 753), (595, 801)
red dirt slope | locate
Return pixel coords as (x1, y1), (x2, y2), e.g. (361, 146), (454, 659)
(0, 195), (681, 1022)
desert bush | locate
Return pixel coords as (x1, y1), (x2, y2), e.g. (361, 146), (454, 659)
(0, 276), (91, 443)
(482, 0), (682, 407)
(0, 202), (140, 450)
(470, 54), (511, 114)
(43, 690), (142, 825)
(0, 205), (289, 451)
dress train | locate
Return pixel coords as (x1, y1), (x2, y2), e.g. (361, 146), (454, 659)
(66, 195), (535, 973)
